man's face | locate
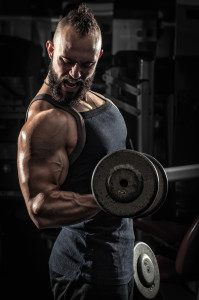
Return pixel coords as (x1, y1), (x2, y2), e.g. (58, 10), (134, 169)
(47, 25), (103, 104)
(48, 60), (95, 104)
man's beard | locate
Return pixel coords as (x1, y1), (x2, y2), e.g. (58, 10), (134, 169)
(48, 61), (95, 106)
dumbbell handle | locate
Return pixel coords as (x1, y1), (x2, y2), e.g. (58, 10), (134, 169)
(165, 164), (199, 182)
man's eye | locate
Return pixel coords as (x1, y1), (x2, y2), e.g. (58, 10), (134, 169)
(82, 63), (95, 68)
(61, 58), (73, 65)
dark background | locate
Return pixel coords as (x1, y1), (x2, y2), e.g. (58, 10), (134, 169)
(0, 1), (199, 299)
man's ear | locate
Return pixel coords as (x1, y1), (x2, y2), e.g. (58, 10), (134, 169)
(98, 49), (104, 59)
(46, 40), (54, 59)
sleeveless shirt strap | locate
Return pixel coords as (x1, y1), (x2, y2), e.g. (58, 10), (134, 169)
(25, 93), (86, 166)
(90, 91), (132, 149)
(90, 90), (119, 110)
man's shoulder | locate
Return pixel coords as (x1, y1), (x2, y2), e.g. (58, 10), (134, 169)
(27, 97), (77, 128)
(21, 106), (70, 146)
(18, 110), (71, 156)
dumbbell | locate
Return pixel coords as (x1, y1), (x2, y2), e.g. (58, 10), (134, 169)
(91, 149), (167, 299)
(91, 149), (168, 218)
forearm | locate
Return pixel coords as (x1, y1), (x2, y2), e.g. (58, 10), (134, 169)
(28, 189), (101, 229)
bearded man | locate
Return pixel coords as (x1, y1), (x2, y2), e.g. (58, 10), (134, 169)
(17, 3), (134, 299)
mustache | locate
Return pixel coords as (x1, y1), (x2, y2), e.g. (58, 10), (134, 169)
(59, 74), (84, 85)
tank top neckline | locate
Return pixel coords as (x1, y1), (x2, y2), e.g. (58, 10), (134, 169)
(79, 95), (111, 119)
(33, 91), (111, 119)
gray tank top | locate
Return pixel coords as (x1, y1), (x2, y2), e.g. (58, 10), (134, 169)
(27, 91), (135, 285)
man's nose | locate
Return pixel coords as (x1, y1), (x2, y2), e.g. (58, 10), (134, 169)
(69, 63), (81, 80)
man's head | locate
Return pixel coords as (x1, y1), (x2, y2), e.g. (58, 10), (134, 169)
(46, 3), (103, 104)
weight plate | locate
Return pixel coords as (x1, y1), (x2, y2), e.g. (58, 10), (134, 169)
(134, 242), (160, 299)
(91, 149), (159, 218)
(137, 154), (168, 218)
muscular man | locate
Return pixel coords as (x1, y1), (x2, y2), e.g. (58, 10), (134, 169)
(17, 4), (134, 300)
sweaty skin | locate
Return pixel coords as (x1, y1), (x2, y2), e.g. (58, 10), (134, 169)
(17, 25), (104, 229)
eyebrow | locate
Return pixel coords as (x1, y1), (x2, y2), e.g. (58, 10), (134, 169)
(62, 56), (95, 64)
